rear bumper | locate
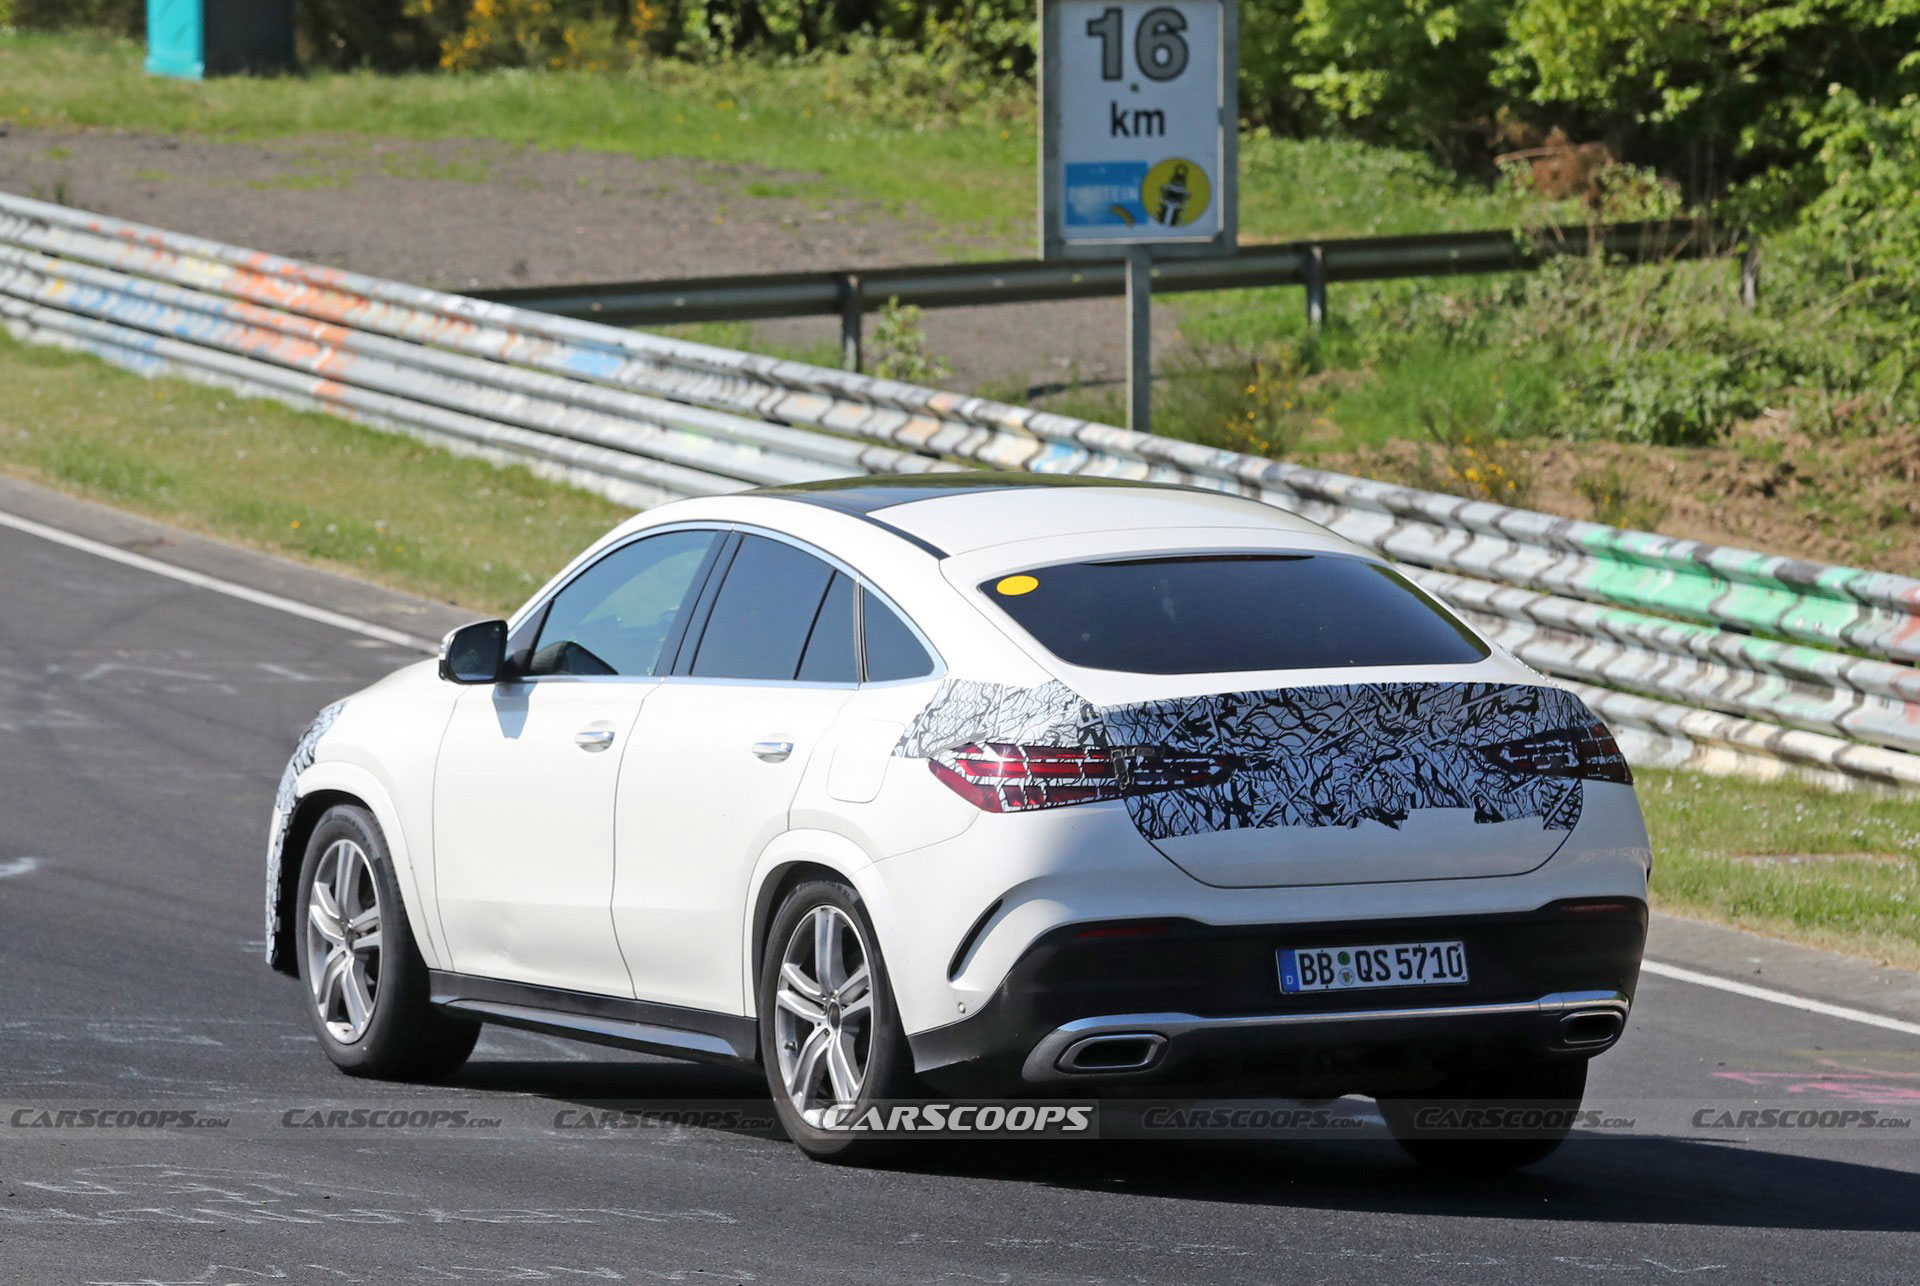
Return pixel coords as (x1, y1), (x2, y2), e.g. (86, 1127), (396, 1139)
(908, 899), (1646, 1096)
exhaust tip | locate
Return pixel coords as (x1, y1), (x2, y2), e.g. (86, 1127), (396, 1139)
(1056, 1032), (1167, 1074)
(1554, 1009), (1624, 1050)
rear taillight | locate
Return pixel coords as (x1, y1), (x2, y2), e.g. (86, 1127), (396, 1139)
(1476, 721), (1633, 785)
(928, 742), (1237, 814)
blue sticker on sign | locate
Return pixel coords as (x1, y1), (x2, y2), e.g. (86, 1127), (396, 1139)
(1063, 161), (1148, 228)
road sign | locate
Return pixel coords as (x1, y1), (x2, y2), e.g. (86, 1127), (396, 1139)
(1040, 0), (1238, 260)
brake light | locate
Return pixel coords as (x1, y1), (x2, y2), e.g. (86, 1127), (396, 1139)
(1476, 722), (1633, 784)
(927, 742), (1237, 814)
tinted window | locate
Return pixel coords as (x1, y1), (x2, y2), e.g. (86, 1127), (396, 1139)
(797, 573), (858, 684)
(862, 589), (936, 682)
(982, 554), (1488, 675)
(528, 530), (718, 677)
(692, 536), (836, 680)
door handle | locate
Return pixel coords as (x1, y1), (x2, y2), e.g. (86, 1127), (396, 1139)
(751, 738), (794, 763)
(575, 727), (617, 752)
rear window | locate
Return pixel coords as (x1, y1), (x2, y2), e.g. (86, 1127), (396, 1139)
(980, 554), (1489, 676)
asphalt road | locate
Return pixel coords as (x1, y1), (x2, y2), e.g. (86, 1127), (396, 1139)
(2, 507), (1918, 1286)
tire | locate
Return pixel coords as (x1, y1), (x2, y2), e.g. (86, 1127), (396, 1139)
(1378, 1058), (1589, 1172)
(294, 803), (480, 1081)
(757, 878), (917, 1163)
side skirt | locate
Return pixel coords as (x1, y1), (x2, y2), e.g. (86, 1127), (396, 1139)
(428, 971), (760, 1069)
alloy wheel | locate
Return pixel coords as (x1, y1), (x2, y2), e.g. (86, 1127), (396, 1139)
(305, 838), (383, 1043)
(773, 904), (873, 1128)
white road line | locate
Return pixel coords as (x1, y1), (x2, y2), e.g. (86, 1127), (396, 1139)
(0, 510), (436, 653)
(0, 857), (42, 879)
(1642, 959), (1920, 1038)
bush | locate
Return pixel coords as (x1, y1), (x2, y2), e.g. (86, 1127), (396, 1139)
(1500, 0), (1920, 196)
(654, 0), (1033, 69)
(403, 0), (662, 70)
(296, 0), (437, 69)
(1290, 0), (1511, 162)
(868, 298), (950, 385)
(9, 0), (141, 35)
(1782, 90), (1920, 322)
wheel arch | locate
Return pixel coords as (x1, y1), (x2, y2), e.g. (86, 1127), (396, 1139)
(271, 762), (447, 978)
(741, 830), (901, 1020)
(270, 788), (360, 977)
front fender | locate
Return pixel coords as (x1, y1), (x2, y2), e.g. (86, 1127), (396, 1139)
(292, 760), (449, 972)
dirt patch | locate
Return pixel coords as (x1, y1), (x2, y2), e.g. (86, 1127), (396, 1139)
(1335, 423), (1920, 574)
(0, 125), (1173, 389)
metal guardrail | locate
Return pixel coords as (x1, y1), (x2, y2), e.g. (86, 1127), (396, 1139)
(467, 220), (1718, 368)
(3, 190), (1916, 790)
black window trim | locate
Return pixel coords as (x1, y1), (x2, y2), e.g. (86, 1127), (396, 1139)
(502, 523), (732, 684)
(668, 524), (945, 689)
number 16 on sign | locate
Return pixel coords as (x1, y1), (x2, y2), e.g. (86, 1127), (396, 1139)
(1041, 0), (1238, 431)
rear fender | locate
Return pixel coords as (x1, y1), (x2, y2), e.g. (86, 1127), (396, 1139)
(740, 829), (905, 1022)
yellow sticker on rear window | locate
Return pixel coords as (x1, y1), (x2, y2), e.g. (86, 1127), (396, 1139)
(996, 574), (1040, 597)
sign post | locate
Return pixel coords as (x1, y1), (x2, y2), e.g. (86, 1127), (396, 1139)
(1041, 0), (1238, 433)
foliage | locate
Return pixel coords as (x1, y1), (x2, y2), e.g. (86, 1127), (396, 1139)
(1235, 0), (1313, 133)
(8, 0), (138, 34)
(298, 0), (439, 70)
(1573, 461), (1668, 529)
(1399, 404), (1534, 504)
(1779, 90), (1920, 322)
(1290, 0), (1510, 161)
(868, 298), (950, 385)
(404, 0), (662, 70)
(627, 0), (1034, 70)
(1500, 0), (1920, 195)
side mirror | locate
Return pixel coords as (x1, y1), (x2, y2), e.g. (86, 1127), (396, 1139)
(439, 620), (509, 685)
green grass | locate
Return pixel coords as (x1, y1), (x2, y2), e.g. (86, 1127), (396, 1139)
(0, 330), (627, 615)
(1640, 769), (1920, 969)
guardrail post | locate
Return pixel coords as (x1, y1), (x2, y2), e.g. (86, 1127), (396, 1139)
(1304, 245), (1328, 330)
(1126, 247), (1153, 434)
(838, 273), (864, 372)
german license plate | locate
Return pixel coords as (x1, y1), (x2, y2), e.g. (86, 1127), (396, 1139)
(1279, 941), (1468, 994)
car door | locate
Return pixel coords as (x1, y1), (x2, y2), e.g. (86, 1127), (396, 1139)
(434, 527), (723, 995)
(611, 532), (862, 1014)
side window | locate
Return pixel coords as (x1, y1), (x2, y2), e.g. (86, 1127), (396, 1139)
(526, 530), (719, 678)
(862, 588), (935, 682)
(797, 573), (858, 684)
(691, 536), (838, 681)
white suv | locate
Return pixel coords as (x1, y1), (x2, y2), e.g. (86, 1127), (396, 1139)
(266, 475), (1652, 1167)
